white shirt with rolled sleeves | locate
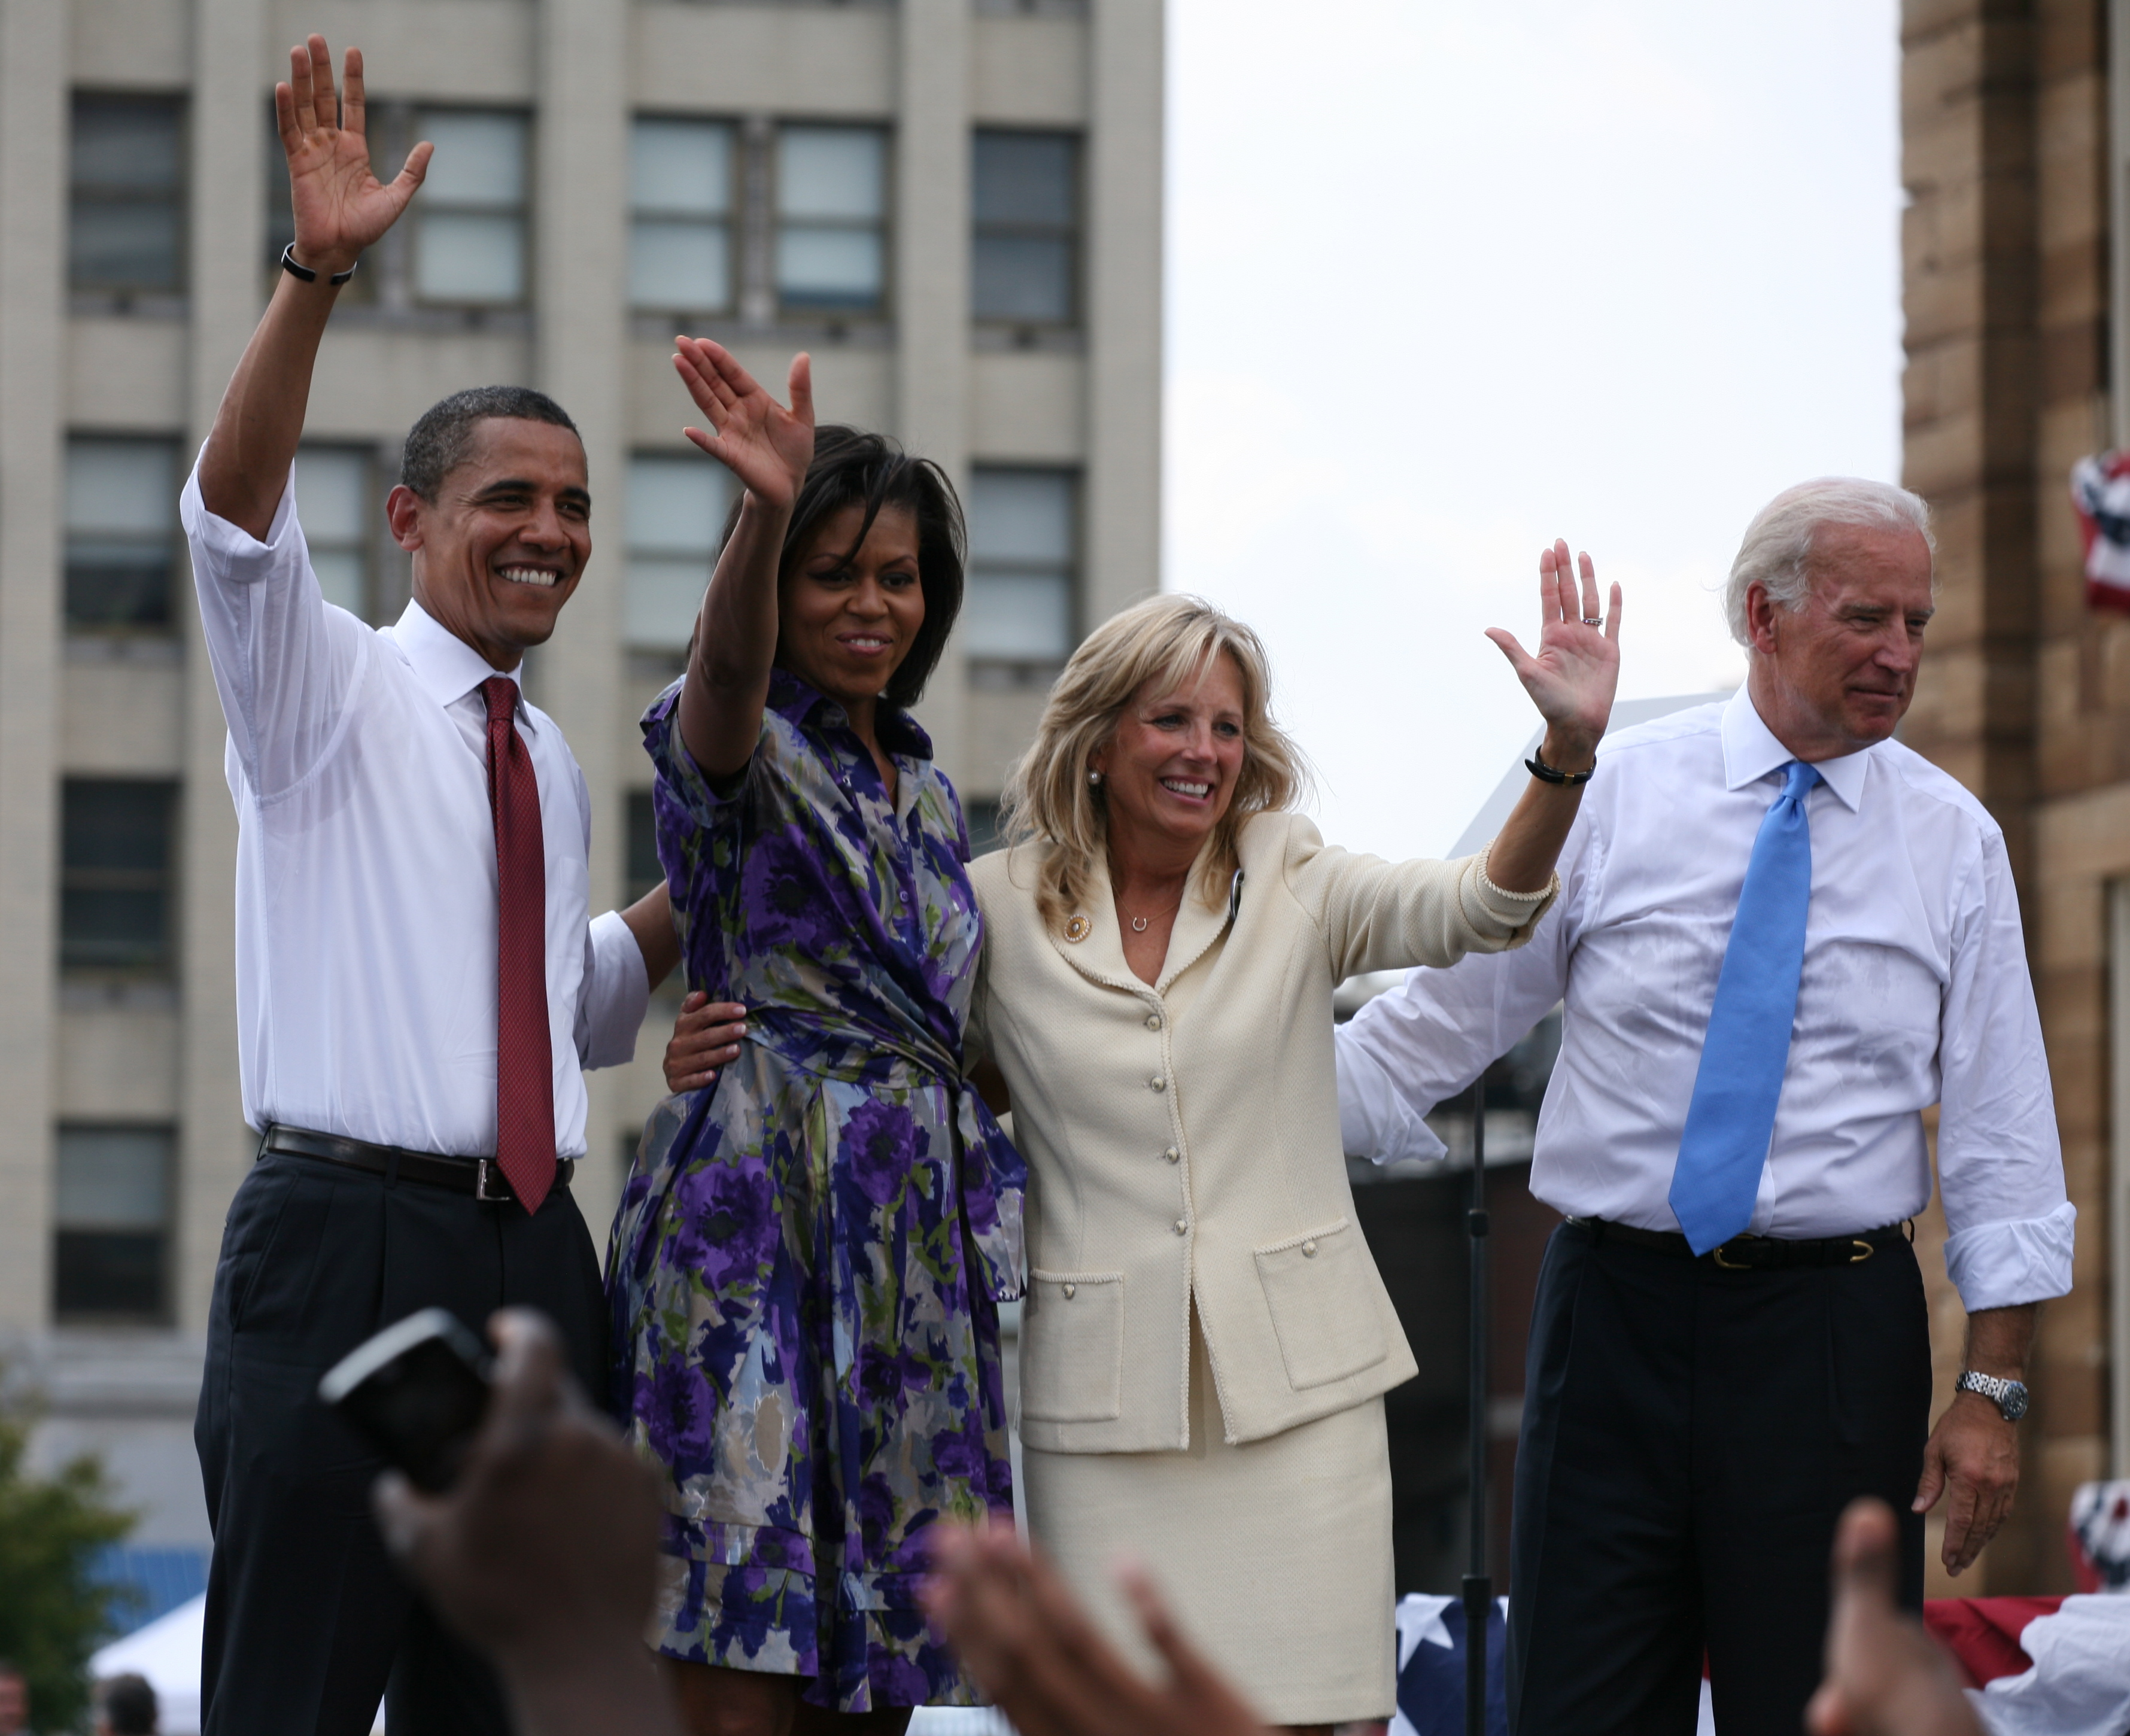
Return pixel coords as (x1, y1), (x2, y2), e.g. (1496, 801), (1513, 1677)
(181, 455), (649, 1160)
(1335, 685), (2074, 1313)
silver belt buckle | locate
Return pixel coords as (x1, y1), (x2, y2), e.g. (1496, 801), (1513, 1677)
(474, 1159), (512, 1203)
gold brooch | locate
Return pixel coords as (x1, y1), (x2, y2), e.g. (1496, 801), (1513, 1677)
(1064, 914), (1091, 943)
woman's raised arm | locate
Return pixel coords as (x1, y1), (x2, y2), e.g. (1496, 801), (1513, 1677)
(673, 339), (815, 780)
(1481, 539), (1621, 893)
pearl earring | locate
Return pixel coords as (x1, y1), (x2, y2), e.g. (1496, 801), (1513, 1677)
(1088, 770), (1103, 788)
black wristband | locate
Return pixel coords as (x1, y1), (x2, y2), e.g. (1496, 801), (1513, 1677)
(1525, 750), (1594, 787)
(280, 242), (359, 287)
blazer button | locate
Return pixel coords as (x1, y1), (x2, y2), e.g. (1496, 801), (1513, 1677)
(1145, 1013), (1163, 1031)
(1163, 1146), (1180, 1163)
(1302, 1239), (1318, 1257)
(1174, 1218), (1189, 1236)
(1150, 1075), (1166, 1092)
(1062, 1282), (1077, 1299)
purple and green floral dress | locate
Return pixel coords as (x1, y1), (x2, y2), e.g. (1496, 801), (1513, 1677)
(606, 668), (1025, 1713)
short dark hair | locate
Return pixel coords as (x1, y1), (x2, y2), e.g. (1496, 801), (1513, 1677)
(95, 1672), (157, 1734)
(399, 386), (580, 502)
(723, 424), (965, 708)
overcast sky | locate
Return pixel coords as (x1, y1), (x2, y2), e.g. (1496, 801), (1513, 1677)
(1161, 0), (1903, 860)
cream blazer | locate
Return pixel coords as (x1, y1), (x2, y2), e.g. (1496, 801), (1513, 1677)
(968, 810), (1557, 1454)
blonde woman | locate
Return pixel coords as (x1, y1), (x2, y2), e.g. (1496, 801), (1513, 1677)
(668, 549), (1619, 1726)
(964, 556), (1614, 1731)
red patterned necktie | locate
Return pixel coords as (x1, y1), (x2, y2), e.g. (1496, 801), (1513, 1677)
(480, 676), (556, 1213)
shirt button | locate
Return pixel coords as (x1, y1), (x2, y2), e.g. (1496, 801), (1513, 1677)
(1163, 1146), (1180, 1164)
(1302, 1239), (1318, 1258)
(1150, 1075), (1167, 1092)
(1174, 1218), (1189, 1236)
(1145, 1013), (1163, 1031)
(1062, 1282), (1077, 1299)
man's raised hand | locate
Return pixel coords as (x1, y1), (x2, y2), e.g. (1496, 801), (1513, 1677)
(275, 35), (431, 277)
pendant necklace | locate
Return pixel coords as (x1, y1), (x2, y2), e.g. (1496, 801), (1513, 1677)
(1125, 892), (1184, 934)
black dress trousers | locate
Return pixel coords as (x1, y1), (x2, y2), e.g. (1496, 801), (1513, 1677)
(1506, 1218), (1931, 1736)
(193, 1152), (609, 1736)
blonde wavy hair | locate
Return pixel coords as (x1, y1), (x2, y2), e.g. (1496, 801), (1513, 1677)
(997, 594), (1312, 934)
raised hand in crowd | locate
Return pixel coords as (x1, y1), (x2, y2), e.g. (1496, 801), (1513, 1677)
(373, 1311), (684, 1736)
(1807, 1498), (1983, 1736)
(923, 1521), (1269, 1736)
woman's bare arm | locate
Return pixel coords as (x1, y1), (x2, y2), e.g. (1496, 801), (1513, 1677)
(670, 340), (814, 780)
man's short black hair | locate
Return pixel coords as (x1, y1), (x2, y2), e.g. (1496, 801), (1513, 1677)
(399, 386), (579, 502)
(95, 1671), (157, 1734)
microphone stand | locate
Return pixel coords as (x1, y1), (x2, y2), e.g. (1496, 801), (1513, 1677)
(1464, 1074), (1491, 1736)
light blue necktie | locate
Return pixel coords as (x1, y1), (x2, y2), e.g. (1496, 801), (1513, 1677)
(1669, 759), (1822, 1255)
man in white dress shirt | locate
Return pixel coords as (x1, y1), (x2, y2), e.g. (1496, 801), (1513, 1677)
(1337, 478), (2074, 1736)
(182, 38), (703, 1736)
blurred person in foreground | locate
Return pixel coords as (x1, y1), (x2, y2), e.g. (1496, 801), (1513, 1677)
(1335, 478), (2074, 1735)
(0, 1662), (27, 1736)
(184, 34), (707, 1736)
(92, 1674), (157, 1736)
(372, 1332), (1985, 1736)
(375, 1312), (683, 1736)
(918, 1500), (1986, 1736)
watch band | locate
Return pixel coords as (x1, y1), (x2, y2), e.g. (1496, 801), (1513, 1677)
(279, 242), (359, 287)
(1955, 1369), (2029, 1422)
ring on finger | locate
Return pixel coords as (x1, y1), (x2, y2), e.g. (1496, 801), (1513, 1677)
(1582, 616), (1602, 626)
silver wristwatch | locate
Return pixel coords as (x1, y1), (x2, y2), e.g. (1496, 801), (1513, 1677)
(1955, 1369), (2029, 1422)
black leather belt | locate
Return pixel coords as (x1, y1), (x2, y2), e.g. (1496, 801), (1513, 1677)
(1565, 1215), (1912, 1271)
(259, 1123), (572, 1205)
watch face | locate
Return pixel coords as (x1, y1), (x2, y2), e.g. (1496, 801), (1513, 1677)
(2001, 1385), (2029, 1422)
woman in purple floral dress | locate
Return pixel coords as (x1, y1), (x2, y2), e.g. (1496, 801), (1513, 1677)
(605, 340), (1023, 1735)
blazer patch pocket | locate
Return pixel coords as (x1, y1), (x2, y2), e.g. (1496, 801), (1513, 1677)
(1253, 1219), (1388, 1391)
(1019, 1270), (1126, 1423)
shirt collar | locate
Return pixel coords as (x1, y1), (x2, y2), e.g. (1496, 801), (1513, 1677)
(1720, 683), (1870, 812)
(387, 599), (533, 729)
(767, 665), (932, 761)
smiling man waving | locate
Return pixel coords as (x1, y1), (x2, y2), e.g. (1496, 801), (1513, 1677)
(183, 36), (728, 1736)
(1338, 478), (2075, 1736)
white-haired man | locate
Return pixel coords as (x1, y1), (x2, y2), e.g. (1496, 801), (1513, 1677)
(1336, 478), (2074, 1736)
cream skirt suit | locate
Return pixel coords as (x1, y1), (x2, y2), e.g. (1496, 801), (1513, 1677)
(967, 811), (1555, 1726)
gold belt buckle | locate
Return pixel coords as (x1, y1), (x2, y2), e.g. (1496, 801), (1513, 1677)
(1848, 1239), (1874, 1264)
(1710, 1235), (1759, 1270)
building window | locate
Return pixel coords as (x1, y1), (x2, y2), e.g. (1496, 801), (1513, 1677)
(54, 1125), (174, 1324)
(631, 118), (737, 315)
(964, 799), (1004, 857)
(626, 454), (730, 650)
(965, 468), (1077, 673)
(627, 791), (663, 906)
(65, 438), (180, 633)
(776, 126), (887, 315)
(972, 131), (1078, 327)
(265, 107), (296, 272)
(415, 111), (528, 306)
(70, 94), (185, 299)
(296, 448), (375, 619)
(61, 780), (178, 977)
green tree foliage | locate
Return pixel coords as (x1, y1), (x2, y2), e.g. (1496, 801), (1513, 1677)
(0, 1387), (136, 1735)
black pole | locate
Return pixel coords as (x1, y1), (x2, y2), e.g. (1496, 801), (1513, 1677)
(1464, 1075), (1492, 1736)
